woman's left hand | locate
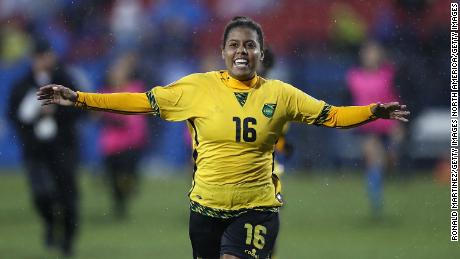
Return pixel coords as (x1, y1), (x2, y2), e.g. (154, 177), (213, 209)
(371, 102), (410, 122)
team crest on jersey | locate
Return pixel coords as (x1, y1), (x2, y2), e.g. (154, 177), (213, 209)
(262, 103), (276, 118)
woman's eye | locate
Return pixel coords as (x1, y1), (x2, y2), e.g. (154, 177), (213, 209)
(247, 42), (256, 48)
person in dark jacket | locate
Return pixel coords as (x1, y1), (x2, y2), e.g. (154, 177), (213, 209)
(7, 40), (82, 257)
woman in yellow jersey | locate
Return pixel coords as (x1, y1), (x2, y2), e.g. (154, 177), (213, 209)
(37, 16), (409, 259)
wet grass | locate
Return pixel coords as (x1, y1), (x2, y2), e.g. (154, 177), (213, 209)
(0, 170), (457, 258)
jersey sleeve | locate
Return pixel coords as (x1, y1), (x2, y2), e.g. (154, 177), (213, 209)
(320, 104), (377, 128)
(147, 74), (201, 121)
(279, 81), (326, 124)
(279, 81), (377, 128)
(75, 92), (155, 114)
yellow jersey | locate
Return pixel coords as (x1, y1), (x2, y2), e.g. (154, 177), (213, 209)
(76, 70), (376, 217)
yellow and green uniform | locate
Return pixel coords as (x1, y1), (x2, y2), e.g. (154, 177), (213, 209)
(76, 70), (376, 218)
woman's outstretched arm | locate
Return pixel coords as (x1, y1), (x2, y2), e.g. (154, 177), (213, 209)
(37, 84), (156, 115)
(317, 102), (410, 129)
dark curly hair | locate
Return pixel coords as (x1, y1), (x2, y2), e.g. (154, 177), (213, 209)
(222, 16), (264, 51)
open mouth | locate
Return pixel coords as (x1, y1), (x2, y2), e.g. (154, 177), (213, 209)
(233, 58), (249, 69)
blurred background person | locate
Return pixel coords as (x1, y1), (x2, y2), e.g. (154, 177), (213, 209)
(7, 39), (82, 256)
(346, 40), (404, 218)
(258, 47), (293, 177)
(99, 52), (148, 219)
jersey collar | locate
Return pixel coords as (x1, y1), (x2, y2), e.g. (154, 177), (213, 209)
(219, 71), (259, 90)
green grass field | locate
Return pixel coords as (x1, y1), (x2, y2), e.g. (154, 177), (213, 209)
(0, 170), (458, 259)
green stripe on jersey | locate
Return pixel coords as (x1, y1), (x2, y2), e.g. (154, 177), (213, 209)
(313, 103), (332, 125)
(190, 200), (279, 219)
(234, 92), (249, 107)
(145, 91), (160, 115)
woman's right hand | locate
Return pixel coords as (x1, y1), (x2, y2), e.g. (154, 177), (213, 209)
(37, 84), (78, 106)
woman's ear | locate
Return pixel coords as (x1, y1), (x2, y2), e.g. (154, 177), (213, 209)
(221, 47), (225, 60)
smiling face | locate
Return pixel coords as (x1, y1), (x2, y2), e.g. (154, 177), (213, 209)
(222, 27), (263, 81)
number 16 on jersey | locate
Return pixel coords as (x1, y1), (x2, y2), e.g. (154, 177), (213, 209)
(232, 117), (257, 142)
